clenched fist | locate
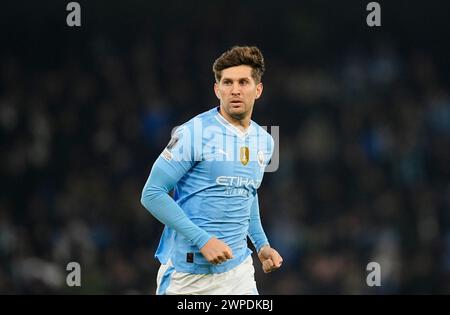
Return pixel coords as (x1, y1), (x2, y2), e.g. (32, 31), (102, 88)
(200, 237), (234, 265)
(258, 245), (283, 273)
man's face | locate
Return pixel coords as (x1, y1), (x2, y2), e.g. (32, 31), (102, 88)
(214, 65), (263, 120)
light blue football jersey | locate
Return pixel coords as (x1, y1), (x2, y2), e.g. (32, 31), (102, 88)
(142, 106), (274, 274)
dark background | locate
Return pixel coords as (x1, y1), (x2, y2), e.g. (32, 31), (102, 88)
(1, 0), (449, 294)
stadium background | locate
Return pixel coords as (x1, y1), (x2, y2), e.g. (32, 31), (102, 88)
(1, 0), (449, 294)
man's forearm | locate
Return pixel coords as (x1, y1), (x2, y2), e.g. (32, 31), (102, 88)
(248, 194), (269, 252)
(141, 163), (211, 249)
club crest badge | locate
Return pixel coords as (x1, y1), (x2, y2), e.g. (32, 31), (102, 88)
(257, 150), (265, 167)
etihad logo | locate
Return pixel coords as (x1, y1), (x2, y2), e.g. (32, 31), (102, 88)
(216, 176), (260, 189)
(240, 146), (249, 166)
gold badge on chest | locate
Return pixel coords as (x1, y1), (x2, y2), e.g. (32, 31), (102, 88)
(240, 146), (249, 166)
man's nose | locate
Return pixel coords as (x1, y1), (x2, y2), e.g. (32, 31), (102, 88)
(231, 83), (241, 95)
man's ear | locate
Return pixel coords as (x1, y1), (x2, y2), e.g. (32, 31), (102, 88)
(214, 82), (220, 99)
(255, 82), (263, 99)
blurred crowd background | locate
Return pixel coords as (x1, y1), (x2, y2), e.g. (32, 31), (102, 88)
(1, 1), (449, 294)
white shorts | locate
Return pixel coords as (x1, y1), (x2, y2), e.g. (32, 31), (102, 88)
(156, 255), (258, 295)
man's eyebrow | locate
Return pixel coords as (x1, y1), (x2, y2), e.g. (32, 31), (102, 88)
(222, 77), (251, 81)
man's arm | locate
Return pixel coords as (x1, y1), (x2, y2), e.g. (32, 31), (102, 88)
(141, 162), (233, 264)
(140, 162), (211, 249)
(248, 194), (269, 252)
(141, 125), (233, 264)
(248, 194), (283, 273)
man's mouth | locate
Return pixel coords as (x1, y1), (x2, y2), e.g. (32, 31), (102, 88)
(230, 100), (243, 105)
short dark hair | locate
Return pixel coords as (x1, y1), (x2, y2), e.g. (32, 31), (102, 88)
(212, 46), (265, 83)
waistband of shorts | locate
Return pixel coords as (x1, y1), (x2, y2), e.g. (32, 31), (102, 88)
(172, 251), (251, 274)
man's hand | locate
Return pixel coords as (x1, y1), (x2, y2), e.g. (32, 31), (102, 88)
(258, 245), (283, 273)
(200, 237), (234, 265)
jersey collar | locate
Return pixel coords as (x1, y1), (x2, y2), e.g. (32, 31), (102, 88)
(214, 106), (252, 138)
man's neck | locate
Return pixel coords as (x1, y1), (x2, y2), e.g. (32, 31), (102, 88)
(219, 107), (251, 133)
